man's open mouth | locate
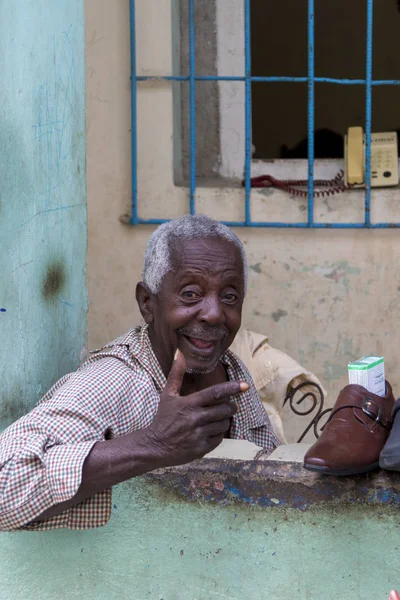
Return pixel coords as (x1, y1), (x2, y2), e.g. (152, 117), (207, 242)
(177, 326), (228, 360)
(185, 336), (219, 350)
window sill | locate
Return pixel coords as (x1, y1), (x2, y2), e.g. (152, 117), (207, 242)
(251, 158), (344, 180)
(174, 159), (345, 188)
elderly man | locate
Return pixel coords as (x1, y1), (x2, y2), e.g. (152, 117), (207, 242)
(0, 215), (280, 531)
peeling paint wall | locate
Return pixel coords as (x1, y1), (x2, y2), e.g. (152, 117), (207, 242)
(1, 454), (400, 599)
(86, 0), (400, 410)
(0, 0), (87, 430)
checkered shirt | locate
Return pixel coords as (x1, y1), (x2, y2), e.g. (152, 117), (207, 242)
(0, 325), (279, 532)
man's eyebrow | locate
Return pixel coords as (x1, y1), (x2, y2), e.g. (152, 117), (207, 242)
(176, 273), (243, 290)
(218, 269), (243, 280)
(177, 268), (240, 279)
(175, 267), (209, 279)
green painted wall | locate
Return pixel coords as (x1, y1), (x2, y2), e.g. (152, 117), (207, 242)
(1, 468), (400, 600)
(0, 0), (87, 431)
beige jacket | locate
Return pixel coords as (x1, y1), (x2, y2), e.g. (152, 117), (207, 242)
(230, 329), (326, 444)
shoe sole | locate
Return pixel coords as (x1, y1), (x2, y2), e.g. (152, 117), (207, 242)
(303, 461), (380, 477)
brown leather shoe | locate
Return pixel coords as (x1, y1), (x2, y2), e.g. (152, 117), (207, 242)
(304, 381), (394, 476)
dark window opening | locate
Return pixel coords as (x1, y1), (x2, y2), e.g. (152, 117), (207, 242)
(251, 0), (400, 159)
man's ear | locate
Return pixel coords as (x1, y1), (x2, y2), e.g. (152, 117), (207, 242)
(136, 282), (155, 324)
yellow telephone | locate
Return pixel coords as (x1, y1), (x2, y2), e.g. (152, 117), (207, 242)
(344, 127), (399, 188)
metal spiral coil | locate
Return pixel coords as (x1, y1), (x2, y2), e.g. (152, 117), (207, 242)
(283, 381), (332, 442)
(246, 170), (346, 199)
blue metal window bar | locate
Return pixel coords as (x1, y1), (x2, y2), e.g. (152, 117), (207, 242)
(130, 0), (400, 228)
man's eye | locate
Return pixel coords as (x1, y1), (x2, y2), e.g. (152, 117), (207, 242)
(223, 293), (237, 303)
(182, 291), (199, 299)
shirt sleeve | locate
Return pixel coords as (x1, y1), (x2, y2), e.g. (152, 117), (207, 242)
(247, 421), (281, 453)
(0, 357), (136, 531)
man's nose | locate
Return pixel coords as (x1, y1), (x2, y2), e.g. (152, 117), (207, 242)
(198, 295), (224, 325)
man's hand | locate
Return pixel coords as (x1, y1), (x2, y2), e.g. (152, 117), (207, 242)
(35, 349), (249, 522)
(145, 349), (249, 467)
(390, 591), (400, 600)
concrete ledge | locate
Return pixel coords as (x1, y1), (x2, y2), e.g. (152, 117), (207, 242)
(145, 445), (400, 510)
(265, 443), (311, 463)
(204, 438), (266, 460)
(205, 440), (311, 462)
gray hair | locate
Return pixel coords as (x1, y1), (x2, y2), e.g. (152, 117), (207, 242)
(142, 214), (248, 294)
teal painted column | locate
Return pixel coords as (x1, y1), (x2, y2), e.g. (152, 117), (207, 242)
(0, 0), (87, 430)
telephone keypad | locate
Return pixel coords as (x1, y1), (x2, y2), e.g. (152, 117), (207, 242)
(369, 140), (399, 186)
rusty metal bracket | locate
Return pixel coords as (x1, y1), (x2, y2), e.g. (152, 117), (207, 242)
(283, 381), (332, 442)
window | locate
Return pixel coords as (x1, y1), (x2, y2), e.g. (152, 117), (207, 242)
(251, 0), (400, 161)
(131, 0), (400, 227)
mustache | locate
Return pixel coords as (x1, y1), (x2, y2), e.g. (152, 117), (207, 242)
(177, 325), (229, 341)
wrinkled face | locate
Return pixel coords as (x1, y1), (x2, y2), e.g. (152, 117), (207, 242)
(138, 236), (245, 376)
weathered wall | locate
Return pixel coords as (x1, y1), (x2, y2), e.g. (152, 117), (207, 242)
(86, 0), (400, 407)
(0, 0), (87, 430)
(1, 445), (400, 600)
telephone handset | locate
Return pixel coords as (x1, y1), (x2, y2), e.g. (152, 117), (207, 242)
(344, 126), (399, 188)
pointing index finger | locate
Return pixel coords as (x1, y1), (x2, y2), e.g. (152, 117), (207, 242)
(195, 381), (249, 407)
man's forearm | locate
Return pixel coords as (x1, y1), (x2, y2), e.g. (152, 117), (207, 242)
(34, 357), (244, 524)
(36, 428), (163, 521)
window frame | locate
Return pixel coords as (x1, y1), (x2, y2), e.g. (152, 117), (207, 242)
(130, 0), (400, 229)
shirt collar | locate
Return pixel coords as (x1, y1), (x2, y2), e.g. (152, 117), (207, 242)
(91, 325), (269, 436)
